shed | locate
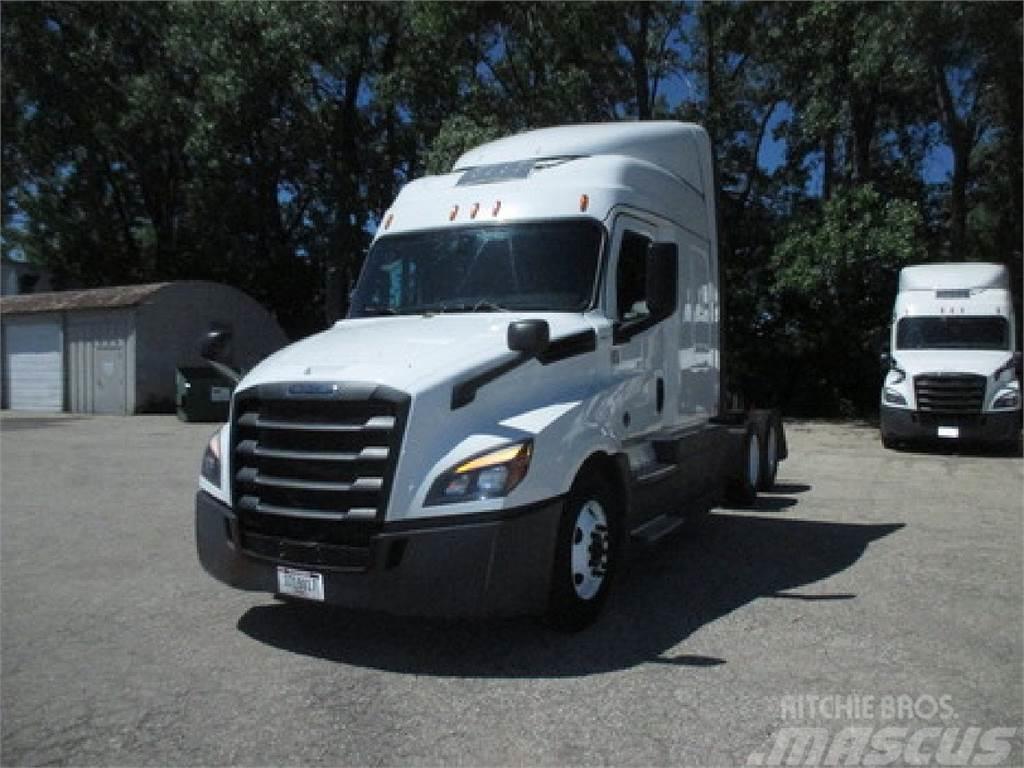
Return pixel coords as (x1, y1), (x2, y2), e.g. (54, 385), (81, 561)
(1, 281), (288, 414)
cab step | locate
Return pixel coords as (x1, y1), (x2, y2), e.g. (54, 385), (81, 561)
(630, 513), (687, 545)
(634, 462), (677, 485)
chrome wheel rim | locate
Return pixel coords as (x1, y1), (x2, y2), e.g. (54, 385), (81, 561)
(571, 500), (609, 601)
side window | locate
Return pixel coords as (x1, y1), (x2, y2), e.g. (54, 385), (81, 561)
(616, 231), (652, 321)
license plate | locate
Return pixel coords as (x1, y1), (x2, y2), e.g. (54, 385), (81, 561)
(210, 386), (231, 402)
(937, 426), (960, 439)
(277, 567), (324, 601)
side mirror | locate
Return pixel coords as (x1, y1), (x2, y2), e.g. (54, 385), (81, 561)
(879, 341), (891, 373)
(324, 265), (345, 325)
(199, 328), (241, 384)
(507, 319), (550, 357)
(201, 329), (231, 362)
(646, 242), (678, 320)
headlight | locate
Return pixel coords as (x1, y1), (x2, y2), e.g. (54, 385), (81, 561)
(883, 387), (907, 406)
(888, 362), (906, 385)
(992, 389), (1020, 410)
(994, 356), (1019, 383)
(426, 441), (533, 506)
(200, 431), (222, 487)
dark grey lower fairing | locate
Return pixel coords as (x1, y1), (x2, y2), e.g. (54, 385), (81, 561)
(196, 491), (562, 617)
(627, 423), (735, 532)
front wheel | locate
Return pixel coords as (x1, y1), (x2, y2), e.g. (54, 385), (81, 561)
(544, 472), (621, 632)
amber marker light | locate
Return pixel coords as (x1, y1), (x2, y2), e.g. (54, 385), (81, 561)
(455, 443), (530, 474)
(426, 441), (534, 506)
(449, 205), (459, 221)
(580, 194), (590, 212)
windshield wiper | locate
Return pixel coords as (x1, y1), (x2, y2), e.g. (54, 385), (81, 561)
(357, 305), (401, 316)
(430, 300), (508, 314)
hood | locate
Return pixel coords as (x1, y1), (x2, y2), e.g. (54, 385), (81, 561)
(237, 313), (598, 395)
(892, 349), (1015, 378)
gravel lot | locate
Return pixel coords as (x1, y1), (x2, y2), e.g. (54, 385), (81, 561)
(1, 413), (1021, 767)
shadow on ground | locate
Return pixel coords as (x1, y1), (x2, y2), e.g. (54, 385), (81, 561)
(0, 416), (88, 431)
(237, 485), (903, 678)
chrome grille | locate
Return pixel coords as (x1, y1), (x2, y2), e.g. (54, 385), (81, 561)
(914, 374), (986, 414)
(230, 383), (408, 561)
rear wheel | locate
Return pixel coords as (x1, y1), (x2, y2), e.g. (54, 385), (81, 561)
(544, 472), (621, 632)
(726, 426), (760, 506)
(758, 418), (780, 491)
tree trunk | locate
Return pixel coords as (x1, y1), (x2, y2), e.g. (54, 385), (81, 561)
(703, 9), (717, 147)
(629, 5), (651, 120)
(933, 65), (971, 257)
(850, 90), (877, 184)
(822, 130), (835, 201)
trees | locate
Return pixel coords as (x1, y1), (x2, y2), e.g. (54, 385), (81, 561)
(772, 186), (924, 413)
(2, 2), (381, 334)
(2, 1), (1019, 413)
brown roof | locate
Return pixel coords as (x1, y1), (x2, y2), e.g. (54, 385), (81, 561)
(0, 283), (171, 315)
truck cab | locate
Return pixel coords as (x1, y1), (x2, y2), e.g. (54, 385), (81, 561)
(880, 262), (1022, 449)
(195, 122), (783, 629)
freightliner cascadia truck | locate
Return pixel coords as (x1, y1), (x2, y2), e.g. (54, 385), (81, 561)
(195, 122), (786, 630)
(880, 262), (1022, 450)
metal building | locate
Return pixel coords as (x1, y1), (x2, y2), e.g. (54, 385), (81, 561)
(1, 281), (288, 414)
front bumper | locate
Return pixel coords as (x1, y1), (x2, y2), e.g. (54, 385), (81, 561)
(195, 491), (562, 617)
(880, 405), (1022, 444)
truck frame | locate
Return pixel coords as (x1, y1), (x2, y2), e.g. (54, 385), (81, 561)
(195, 122), (786, 629)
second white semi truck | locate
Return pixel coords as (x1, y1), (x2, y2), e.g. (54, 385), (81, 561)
(880, 262), (1021, 450)
(195, 122), (786, 629)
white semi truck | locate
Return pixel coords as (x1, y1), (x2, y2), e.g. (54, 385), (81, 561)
(880, 262), (1022, 450)
(195, 122), (786, 629)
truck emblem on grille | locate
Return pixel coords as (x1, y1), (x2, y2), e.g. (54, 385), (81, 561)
(287, 382), (338, 396)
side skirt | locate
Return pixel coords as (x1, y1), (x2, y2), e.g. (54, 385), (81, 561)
(625, 422), (730, 536)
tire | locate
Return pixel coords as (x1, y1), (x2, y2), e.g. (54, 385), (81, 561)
(725, 425), (760, 507)
(999, 436), (1022, 456)
(544, 472), (621, 632)
(757, 416), (780, 491)
(879, 410), (898, 450)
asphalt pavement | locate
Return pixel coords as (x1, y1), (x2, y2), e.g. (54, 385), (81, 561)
(1, 413), (1021, 766)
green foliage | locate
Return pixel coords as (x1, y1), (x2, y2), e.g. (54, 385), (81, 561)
(1, 1), (1020, 414)
(770, 186), (924, 414)
(424, 116), (504, 176)
(774, 186), (922, 302)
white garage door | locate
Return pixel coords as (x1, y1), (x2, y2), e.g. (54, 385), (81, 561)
(4, 316), (63, 411)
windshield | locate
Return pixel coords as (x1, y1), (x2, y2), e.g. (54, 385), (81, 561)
(348, 221), (603, 317)
(896, 316), (1010, 351)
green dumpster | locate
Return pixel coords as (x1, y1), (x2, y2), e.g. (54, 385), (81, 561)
(176, 367), (234, 422)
